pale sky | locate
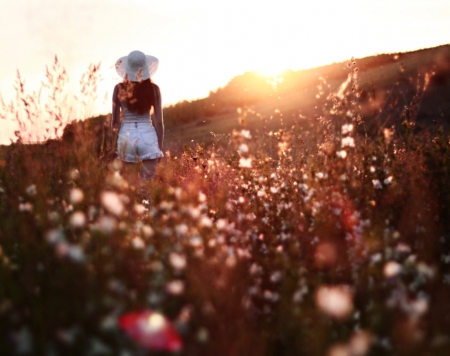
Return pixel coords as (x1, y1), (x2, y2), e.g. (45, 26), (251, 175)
(1, 0), (449, 143)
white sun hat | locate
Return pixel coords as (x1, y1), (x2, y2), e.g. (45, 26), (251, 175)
(115, 50), (159, 82)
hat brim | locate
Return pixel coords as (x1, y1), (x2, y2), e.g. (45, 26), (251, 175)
(115, 55), (159, 81)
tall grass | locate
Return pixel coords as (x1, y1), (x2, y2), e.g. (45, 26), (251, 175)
(0, 57), (449, 356)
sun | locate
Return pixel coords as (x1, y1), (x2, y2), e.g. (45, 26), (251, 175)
(254, 63), (288, 78)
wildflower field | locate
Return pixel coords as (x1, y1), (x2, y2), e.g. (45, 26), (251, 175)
(1, 50), (450, 356)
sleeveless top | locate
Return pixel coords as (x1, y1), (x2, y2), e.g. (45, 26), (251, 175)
(120, 102), (153, 124)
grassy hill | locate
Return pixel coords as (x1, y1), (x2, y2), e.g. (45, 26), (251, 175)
(164, 45), (450, 147)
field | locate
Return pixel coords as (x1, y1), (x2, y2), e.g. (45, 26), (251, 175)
(1, 46), (450, 355)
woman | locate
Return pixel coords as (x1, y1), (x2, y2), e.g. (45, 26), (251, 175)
(111, 50), (164, 182)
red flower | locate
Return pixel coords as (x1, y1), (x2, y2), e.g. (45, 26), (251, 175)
(119, 311), (183, 352)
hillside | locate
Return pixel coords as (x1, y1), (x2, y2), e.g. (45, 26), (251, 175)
(164, 45), (450, 146)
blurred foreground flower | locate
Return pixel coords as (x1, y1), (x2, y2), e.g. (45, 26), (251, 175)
(342, 137), (355, 148)
(119, 311), (183, 352)
(341, 124), (354, 135)
(69, 188), (84, 204)
(383, 261), (402, 279)
(100, 191), (124, 216)
(239, 157), (252, 168)
(26, 184), (37, 196)
(315, 285), (353, 320)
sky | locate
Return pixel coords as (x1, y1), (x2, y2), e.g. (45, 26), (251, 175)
(0, 0), (449, 143)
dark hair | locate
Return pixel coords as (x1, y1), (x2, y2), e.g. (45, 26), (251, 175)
(118, 79), (155, 115)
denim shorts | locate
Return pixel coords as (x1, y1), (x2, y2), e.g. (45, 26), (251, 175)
(116, 121), (163, 163)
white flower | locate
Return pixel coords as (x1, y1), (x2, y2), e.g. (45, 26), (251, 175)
(175, 224), (189, 236)
(169, 252), (187, 270)
(46, 229), (64, 244)
(67, 245), (85, 262)
(239, 157), (252, 168)
(198, 192), (206, 203)
(215, 218), (229, 231)
(166, 280), (185, 295)
(257, 189), (266, 197)
(68, 169), (80, 180)
(134, 203), (147, 215)
(26, 184), (37, 196)
(141, 225), (154, 238)
(270, 271), (282, 283)
(341, 124), (354, 135)
(315, 285), (353, 320)
(18, 202), (33, 212)
(383, 261), (402, 278)
(96, 216), (117, 234)
(238, 143), (249, 154)
(336, 150), (347, 159)
(132, 236), (145, 249)
(69, 188), (84, 204)
(372, 179), (382, 189)
(384, 176), (393, 185)
(100, 191), (124, 216)
(69, 212), (86, 228)
(349, 330), (373, 356)
(200, 216), (212, 228)
(190, 236), (203, 247)
(342, 137), (355, 148)
(240, 129), (252, 139)
(270, 186), (279, 194)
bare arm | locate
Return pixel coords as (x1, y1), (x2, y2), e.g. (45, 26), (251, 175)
(111, 84), (121, 151)
(153, 84), (164, 152)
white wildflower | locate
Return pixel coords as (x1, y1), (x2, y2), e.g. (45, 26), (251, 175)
(169, 252), (187, 270)
(141, 224), (154, 238)
(240, 129), (252, 139)
(239, 157), (252, 168)
(96, 216), (117, 234)
(133, 203), (147, 215)
(18, 202), (33, 212)
(100, 191), (124, 216)
(238, 143), (249, 154)
(190, 236), (203, 247)
(341, 124), (354, 135)
(67, 245), (85, 262)
(26, 184), (37, 196)
(384, 176), (393, 185)
(372, 179), (382, 189)
(132, 236), (145, 249)
(383, 261), (402, 278)
(315, 285), (353, 320)
(216, 218), (229, 231)
(342, 137), (355, 148)
(166, 280), (185, 295)
(175, 224), (189, 236)
(69, 188), (84, 204)
(336, 150), (347, 159)
(200, 216), (213, 228)
(68, 169), (80, 180)
(69, 212), (86, 228)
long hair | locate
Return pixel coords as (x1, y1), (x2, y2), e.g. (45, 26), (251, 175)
(118, 79), (155, 115)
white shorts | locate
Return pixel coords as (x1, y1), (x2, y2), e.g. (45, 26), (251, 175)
(117, 121), (163, 163)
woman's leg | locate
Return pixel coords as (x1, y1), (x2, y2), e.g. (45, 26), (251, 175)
(141, 159), (158, 180)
